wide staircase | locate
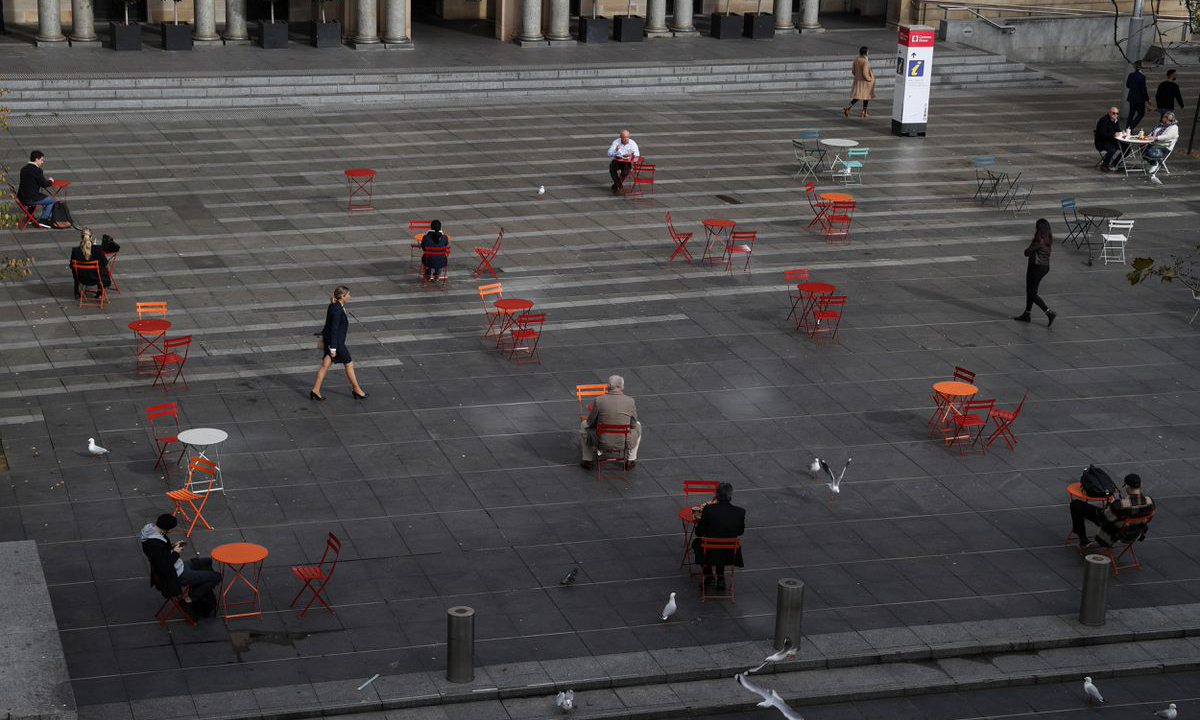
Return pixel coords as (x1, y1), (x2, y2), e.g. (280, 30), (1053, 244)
(0, 46), (1053, 113)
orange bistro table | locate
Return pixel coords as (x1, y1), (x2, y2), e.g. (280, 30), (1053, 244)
(930, 380), (978, 429)
(493, 298), (534, 347)
(49, 179), (72, 198)
(700, 219), (737, 263)
(819, 192), (854, 203)
(211, 542), (269, 621)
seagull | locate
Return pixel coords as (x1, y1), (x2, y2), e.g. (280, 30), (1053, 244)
(559, 568), (578, 586)
(660, 592), (677, 621)
(1154, 703), (1177, 720)
(746, 637), (798, 674)
(735, 673), (805, 720)
(87, 438), (109, 457)
(555, 689), (574, 713)
(1083, 677), (1104, 705)
(537, 185), (546, 195)
(808, 458), (821, 478)
(820, 456), (852, 494)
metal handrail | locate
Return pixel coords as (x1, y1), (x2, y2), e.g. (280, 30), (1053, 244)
(916, 0), (1189, 23)
(939, 5), (1016, 32)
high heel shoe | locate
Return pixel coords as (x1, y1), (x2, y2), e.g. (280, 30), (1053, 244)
(352, 391), (368, 400)
(310, 391), (325, 401)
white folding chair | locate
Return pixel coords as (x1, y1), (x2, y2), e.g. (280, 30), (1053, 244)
(1100, 219), (1133, 265)
(1157, 145), (1173, 175)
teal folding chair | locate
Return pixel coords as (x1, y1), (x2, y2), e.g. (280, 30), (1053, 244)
(834, 147), (868, 186)
(972, 156), (998, 202)
(791, 130), (825, 182)
(1061, 197), (1089, 248)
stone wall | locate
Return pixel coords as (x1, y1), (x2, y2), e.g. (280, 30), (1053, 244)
(939, 13), (1191, 63)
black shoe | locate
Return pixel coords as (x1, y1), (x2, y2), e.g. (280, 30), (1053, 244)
(580, 460), (593, 470)
(716, 578), (727, 590)
(1047, 310), (1057, 327)
(1013, 314), (1031, 322)
(625, 461), (637, 471)
(309, 391), (325, 401)
(352, 391), (368, 400)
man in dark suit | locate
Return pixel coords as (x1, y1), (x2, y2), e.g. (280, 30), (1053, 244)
(1094, 106), (1122, 170)
(692, 482), (745, 590)
(1125, 64), (1152, 130)
(17, 150), (57, 225)
(1155, 69), (1184, 112)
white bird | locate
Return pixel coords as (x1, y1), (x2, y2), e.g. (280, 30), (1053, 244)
(87, 438), (108, 457)
(1154, 703), (1177, 720)
(537, 185), (546, 195)
(555, 689), (574, 713)
(660, 592), (677, 621)
(820, 457), (852, 493)
(1083, 677), (1104, 705)
(808, 458), (821, 478)
(735, 673), (805, 720)
(746, 637), (799, 674)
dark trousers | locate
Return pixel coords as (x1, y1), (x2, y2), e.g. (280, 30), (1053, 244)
(1127, 102), (1146, 130)
(1099, 141), (1119, 167)
(178, 557), (222, 600)
(1024, 264), (1050, 314)
(609, 159), (632, 189)
(1070, 500), (1105, 543)
(848, 99), (869, 109)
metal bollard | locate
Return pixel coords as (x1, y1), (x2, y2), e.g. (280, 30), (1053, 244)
(1079, 554), (1111, 627)
(773, 578), (805, 651)
(446, 606), (475, 683)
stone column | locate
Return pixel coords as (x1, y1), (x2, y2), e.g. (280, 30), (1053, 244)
(69, 0), (99, 43)
(645, 0), (668, 36)
(353, 0), (381, 46)
(517, 0), (544, 43)
(772, 0), (794, 32)
(669, 0), (696, 35)
(193, 0), (220, 40)
(797, 0), (822, 32)
(35, 0), (66, 45)
(546, 0), (570, 41)
(223, 0), (249, 41)
(382, 0), (412, 46)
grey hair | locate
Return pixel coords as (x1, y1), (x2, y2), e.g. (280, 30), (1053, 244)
(1162, 111), (1176, 123)
(608, 374), (625, 390)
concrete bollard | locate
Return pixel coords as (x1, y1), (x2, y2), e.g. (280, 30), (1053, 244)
(1079, 554), (1110, 627)
(773, 578), (805, 651)
(446, 606), (475, 682)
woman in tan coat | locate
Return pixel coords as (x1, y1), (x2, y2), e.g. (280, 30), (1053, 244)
(843, 46), (876, 118)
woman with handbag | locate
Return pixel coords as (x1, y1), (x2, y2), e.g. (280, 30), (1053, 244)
(69, 228), (111, 299)
(310, 285), (368, 401)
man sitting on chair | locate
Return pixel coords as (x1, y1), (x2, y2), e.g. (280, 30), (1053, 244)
(17, 150), (57, 227)
(607, 129), (640, 194)
(1093, 107), (1121, 171)
(692, 482), (745, 590)
(140, 514), (222, 617)
(1143, 111), (1178, 185)
(580, 374), (642, 471)
(419, 219), (450, 281)
(1069, 473), (1155, 549)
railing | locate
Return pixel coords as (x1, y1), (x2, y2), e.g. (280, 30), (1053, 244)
(941, 5), (1016, 32)
(913, 0), (1191, 41)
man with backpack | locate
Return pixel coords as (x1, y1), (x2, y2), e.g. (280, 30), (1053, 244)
(17, 150), (58, 228)
(1069, 472), (1155, 548)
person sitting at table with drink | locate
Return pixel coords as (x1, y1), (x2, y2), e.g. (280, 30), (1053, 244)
(1093, 107), (1121, 171)
(1142, 111), (1178, 185)
(69, 228), (112, 300)
(692, 482), (745, 591)
(17, 150), (58, 226)
(580, 374), (642, 471)
(419, 219), (450, 281)
(607, 129), (640, 194)
(141, 514), (222, 618)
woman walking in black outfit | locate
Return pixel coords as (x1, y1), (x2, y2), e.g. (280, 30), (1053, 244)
(1014, 219), (1057, 327)
(310, 285), (368, 400)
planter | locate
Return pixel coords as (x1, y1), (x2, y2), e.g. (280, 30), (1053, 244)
(257, 20), (288, 49)
(161, 22), (192, 50)
(110, 21), (142, 51)
(310, 19), (340, 47)
(709, 12), (740, 39)
(742, 12), (773, 38)
(613, 14), (644, 41)
(578, 16), (609, 42)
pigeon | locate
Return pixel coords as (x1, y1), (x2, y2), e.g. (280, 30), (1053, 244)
(559, 568), (578, 586)
(1155, 704), (1177, 720)
(660, 592), (677, 621)
(735, 673), (805, 720)
(746, 637), (799, 674)
(555, 689), (574, 713)
(87, 438), (109, 457)
(1083, 677), (1104, 705)
(820, 457), (852, 494)
(808, 458), (821, 478)
(537, 185), (546, 195)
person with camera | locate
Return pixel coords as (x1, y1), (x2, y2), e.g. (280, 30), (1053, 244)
(1069, 473), (1155, 549)
(140, 514), (222, 615)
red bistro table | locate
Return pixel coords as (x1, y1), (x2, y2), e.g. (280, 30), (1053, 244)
(493, 298), (534, 347)
(211, 542), (269, 622)
(344, 169), (377, 212)
(929, 380), (978, 431)
(128, 318), (172, 375)
(700, 219), (736, 263)
(49, 179), (72, 198)
(792, 281), (836, 332)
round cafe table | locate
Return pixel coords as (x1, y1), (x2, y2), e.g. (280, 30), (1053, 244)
(49, 179), (71, 198)
(820, 192), (854, 203)
(930, 380), (978, 429)
(700, 219), (736, 263)
(792, 281), (836, 331)
(211, 542), (269, 621)
(819, 138), (859, 170)
(493, 298), (534, 347)
(1076, 206), (1123, 266)
(176, 428), (229, 491)
(344, 168), (376, 212)
(128, 318), (172, 374)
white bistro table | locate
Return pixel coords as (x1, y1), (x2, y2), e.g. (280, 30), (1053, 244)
(1112, 133), (1153, 176)
(819, 138), (860, 172)
(176, 427), (229, 493)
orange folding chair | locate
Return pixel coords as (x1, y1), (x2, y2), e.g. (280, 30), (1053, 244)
(420, 247), (451, 290)
(986, 392), (1028, 450)
(147, 564), (196, 628)
(478, 283), (504, 337)
(940, 398), (995, 454)
(507, 312), (545, 363)
(680, 480), (721, 570)
(666, 212), (693, 264)
(807, 295), (846, 342)
(167, 457), (219, 537)
(576, 383), (608, 421)
(804, 182), (830, 231)
(1098, 511), (1154, 575)
(71, 260), (109, 309)
(6, 183), (48, 232)
(824, 200), (856, 242)
(698, 537), (740, 602)
(723, 230), (757, 273)
(625, 160), (656, 199)
(473, 227), (504, 278)
(134, 301), (170, 374)
(929, 366), (976, 428)
(290, 532), (342, 617)
(594, 423), (631, 480)
(784, 268), (810, 321)
(147, 401), (184, 477)
(408, 219), (433, 269)
(152, 335), (192, 391)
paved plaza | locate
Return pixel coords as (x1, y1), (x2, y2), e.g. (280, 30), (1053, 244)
(1, 56), (1199, 720)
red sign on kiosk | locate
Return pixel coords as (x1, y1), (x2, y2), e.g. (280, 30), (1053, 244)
(898, 26), (935, 47)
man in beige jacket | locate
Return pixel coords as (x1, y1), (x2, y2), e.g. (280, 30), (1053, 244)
(580, 374), (642, 471)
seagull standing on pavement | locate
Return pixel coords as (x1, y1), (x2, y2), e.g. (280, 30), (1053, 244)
(554, 689), (574, 713)
(660, 592), (677, 621)
(537, 185), (546, 196)
(559, 568), (578, 586)
(808, 458), (821, 478)
(1155, 703), (1177, 720)
(87, 438), (108, 457)
(1083, 677), (1104, 705)
(746, 637), (798, 674)
(735, 673), (805, 720)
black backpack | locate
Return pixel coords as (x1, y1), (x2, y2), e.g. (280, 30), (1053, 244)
(50, 201), (74, 229)
(1080, 464), (1118, 498)
(101, 233), (121, 253)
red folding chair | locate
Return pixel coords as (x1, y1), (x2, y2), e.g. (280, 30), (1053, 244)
(408, 219), (433, 270)
(680, 479), (721, 570)
(6, 183), (48, 232)
(594, 423), (631, 480)
(507, 312), (545, 363)
(290, 532), (342, 617)
(824, 200), (856, 242)
(804, 182), (830, 231)
(473, 227), (504, 278)
(807, 295), (846, 342)
(147, 401), (184, 478)
(1098, 511), (1154, 575)
(152, 335), (192, 391)
(784, 268), (810, 321)
(625, 160), (656, 199)
(134, 301), (170, 375)
(344, 168), (376, 212)
(576, 383), (608, 421)
(147, 564), (196, 629)
(929, 366), (976, 428)
(940, 398), (994, 454)
(102, 250), (120, 295)
(478, 283), (505, 337)
(71, 260), (110, 309)
(167, 457), (219, 537)
(723, 230), (757, 273)
(985, 391), (1027, 450)
(698, 537), (740, 601)
(666, 212), (693, 264)
(420, 247), (451, 290)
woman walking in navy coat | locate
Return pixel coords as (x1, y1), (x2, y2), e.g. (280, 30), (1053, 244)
(310, 285), (368, 400)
